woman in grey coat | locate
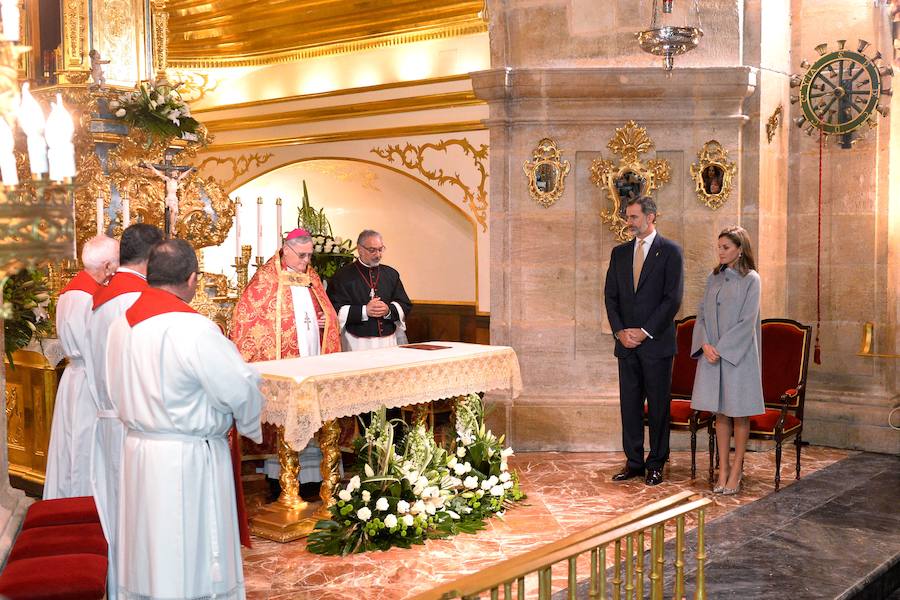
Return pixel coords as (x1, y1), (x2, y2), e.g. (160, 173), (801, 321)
(690, 226), (765, 495)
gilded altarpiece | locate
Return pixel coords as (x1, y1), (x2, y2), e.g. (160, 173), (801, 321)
(91, 0), (151, 85)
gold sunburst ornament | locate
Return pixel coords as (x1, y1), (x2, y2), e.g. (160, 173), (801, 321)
(591, 121), (671, 242)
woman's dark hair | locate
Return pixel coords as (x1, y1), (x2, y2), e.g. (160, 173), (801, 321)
(714, 226), (757, 276)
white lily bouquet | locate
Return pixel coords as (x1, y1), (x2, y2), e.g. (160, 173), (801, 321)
(109, 80), (204, 144)
(307, 394), (524, 555)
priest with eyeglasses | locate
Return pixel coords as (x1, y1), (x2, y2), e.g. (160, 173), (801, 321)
(327, 229), (413, 351)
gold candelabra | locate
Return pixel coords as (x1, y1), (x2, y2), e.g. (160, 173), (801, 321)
(234, 244), (252, 291)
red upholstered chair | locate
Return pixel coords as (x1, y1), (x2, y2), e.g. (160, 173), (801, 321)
(0, 554), (108, 600)
(751, 318), (812, 491)
(8, 523), (108, 563)
(645, 316), (715, 481)
(21, 496), (100, 530)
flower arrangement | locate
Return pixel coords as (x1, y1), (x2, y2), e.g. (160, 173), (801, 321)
(296, 181), (356, 280)
(109, 80), (204, 144)
(1, 268), (52, 366)
(307, 394), (524, 555)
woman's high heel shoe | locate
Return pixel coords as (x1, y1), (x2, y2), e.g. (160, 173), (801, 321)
(712, 484), (726, 494)
(721, 475), (743, 496)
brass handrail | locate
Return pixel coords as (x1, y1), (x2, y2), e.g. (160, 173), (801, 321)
(412, 491), (713, 600)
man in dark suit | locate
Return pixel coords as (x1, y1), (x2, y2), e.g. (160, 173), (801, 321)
(604, 196), (684, 486)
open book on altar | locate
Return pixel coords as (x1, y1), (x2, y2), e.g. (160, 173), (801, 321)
(251, 341), (523, 452)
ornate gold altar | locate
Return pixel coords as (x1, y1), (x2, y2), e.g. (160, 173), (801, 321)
(5, 0), (241, 484)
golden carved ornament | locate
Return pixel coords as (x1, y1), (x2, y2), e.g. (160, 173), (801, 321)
(689, 140), (736, 211)
(151, 0), (169, 79)
(75, 125), (234, 250)
(766, 104), (783, 144)
(196, 152), (274, 191)
(371, 138), (488, 231)
(166, 69), (219, 103)
(590, 121), (671, 242)
(522, 137), (570, 208)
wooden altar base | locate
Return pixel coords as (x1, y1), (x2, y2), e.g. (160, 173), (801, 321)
(241, 446), (854, 599)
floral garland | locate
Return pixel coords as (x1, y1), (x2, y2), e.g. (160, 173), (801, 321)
(307, 394), (524, 555)
(1, 268), (52, 366)
(110, 80), (204, 144)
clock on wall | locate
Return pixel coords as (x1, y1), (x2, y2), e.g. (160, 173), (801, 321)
(791, 39), (892, 147)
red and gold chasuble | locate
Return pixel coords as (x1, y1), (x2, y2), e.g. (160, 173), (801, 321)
(230, 254), (341, 362)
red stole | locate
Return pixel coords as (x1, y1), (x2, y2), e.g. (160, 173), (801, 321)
(61, 271), (100, 296)
(93, 271), (147, 310)
(125, 288), (198, 326)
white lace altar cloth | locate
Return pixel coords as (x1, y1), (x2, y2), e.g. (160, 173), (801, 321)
(254, 342), (522, 451)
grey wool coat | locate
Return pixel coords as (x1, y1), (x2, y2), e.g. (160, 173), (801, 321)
(690, 267), (765, 417)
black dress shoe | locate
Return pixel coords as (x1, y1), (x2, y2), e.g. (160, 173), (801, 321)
(645, 468), (663, 486)
(611, 466), (645, 482)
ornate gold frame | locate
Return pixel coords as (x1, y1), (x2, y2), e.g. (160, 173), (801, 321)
(766, 105), (783, 143)
(590, 121), (671, 241)
(523, 138), (570, 209)
(689, 140), (736, 210)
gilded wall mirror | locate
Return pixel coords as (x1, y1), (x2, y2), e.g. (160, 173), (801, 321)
(523, 138), (570, 208)
(590, 121), (671, 241)
(689, 140), (736, 210)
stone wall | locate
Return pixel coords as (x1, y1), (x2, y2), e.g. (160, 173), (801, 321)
(480, 0), (899, 454)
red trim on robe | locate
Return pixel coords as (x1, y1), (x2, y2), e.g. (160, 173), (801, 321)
(125, 288), (198, 327)
(92, 271), (147, 310)
(60, 271), (100, 296)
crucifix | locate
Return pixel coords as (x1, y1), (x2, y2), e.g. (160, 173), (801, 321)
(303, 313), (312, 331)
(140, 157), (195, 239)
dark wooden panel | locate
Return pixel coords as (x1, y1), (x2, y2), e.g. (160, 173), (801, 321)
(406, 303), (489, 345)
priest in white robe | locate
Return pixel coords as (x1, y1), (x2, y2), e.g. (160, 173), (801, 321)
(86, 223), (163, 598)
(44, 235), (119, 499)
(107, 239), (262, 600)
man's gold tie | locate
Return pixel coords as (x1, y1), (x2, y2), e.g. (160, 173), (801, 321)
(633, 239), (645, 291)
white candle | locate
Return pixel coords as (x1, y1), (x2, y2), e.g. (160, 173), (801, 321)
(18, 83), (47, 176)
(122, 190), (130, 227)
(1, 0), (20, 42)
(0, 119), (18, 186)
(45, 94), (75, 181)
(256, 196), (263, 258)
(234, 197), (241, 257)
(276, 197), (282, 247)
(96, 195), (103, 235)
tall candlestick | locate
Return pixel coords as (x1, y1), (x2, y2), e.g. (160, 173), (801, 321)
(122, 189), (130, 228)
(1, 0), (20, 42)
(256, 196), (263, 258)
(234, 197), (241, 257)
(96, 195), (103, 235)
(19, 83), (47, 176)
(46, 93), (75, 181)
(0, 119), (18, 186)
(276, 197), (283, 247)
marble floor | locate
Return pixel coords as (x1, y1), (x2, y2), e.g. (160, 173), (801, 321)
(242, 445), (851, 599)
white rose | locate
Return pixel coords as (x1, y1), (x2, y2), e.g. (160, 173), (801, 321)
(402, 514), (414, 527)
(499, 471), (511, 483)
(447, 456), (458, 469)
(324, 242), (333, 252)
(481, 479), (492, 491)
(487, 475), (498, 487)
(453, 462), (468, 476)
(501, 447), (515, 458)
(356, 507), (372, 521)
(424, 502), (436, 515)
(503, 480), (513, 489)
(490, 485), (504, 497)
(396, 500), (410, 514)
(364, 463), (375, 477)
(384, 514), (398, 528)
(500, 461), (508, 472)
(463, 476), (478, 489)
(464, 462), (473, 473)
(315, 244), (323, 252)
(348, 475), (361, 492)
(338, 489), (352, 502)
(115, 108), (126, 117)
(375, 497), (389, 511)
(456, 447), (466, 458)
(361, 490), (371, 503)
